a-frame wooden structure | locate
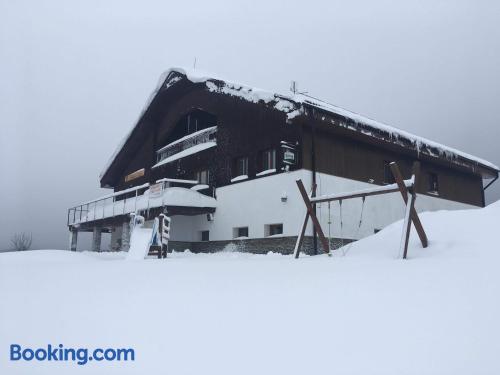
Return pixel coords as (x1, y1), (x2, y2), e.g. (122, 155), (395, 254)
(294, 162), (428, 259)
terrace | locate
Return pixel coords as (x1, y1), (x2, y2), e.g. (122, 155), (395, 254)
(67, 178), (216, 227)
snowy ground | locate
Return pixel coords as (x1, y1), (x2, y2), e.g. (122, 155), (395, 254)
(1, 202), (500, 375)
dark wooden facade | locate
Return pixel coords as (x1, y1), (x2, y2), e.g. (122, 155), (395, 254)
(100, 71), (497, 208)
(106, 80), (302, 196)
(302, 127), (485, 206)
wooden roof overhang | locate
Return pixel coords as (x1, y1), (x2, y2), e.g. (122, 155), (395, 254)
(100, 68), (498, 188)
(293, 104), (499, 180)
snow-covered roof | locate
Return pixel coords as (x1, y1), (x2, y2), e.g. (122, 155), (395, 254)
(100, 67), (498, 181)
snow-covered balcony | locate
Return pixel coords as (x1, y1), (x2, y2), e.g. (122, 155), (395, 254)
(67, 179), (216, 226)
(153, 126), (217, 168)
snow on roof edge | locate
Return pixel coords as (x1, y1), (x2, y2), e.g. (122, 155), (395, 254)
(298, 96), (499, 172)
(100, 67), (498, 182)
(99, 70), (173, 182)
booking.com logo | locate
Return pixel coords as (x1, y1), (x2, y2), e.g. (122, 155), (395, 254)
(10, 344), (135, 365)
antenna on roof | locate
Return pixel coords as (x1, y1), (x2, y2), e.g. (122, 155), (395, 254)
(193, 57), (197, 70)
(290, 80), (308, 95)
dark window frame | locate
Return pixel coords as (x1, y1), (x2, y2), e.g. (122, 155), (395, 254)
(196, 169), (210, 185)
(233, 156), (249, 177)
(201, 230), (210, 242)
(267, 223), (283, 236)
(383, 160), (395, 184)
(233, 226), (249, 238)
(428, 172), (439, 194)
(261, 148), (276, 171)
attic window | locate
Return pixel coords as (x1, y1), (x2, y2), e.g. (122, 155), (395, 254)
(428, 173), (439, 194)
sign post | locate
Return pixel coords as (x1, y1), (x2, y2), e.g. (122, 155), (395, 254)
(159, 214), (171, 258)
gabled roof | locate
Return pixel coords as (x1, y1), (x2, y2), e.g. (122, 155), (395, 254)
(100, 67), (498, 185)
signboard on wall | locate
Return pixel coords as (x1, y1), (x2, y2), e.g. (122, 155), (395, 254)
(149, 183), (163, 198)
(281, 141), (297, 166)
(124, 168), (145, 182)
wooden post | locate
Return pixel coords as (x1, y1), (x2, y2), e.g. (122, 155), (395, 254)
(293, 184), (316, 258)
(390, 162), (428, 248)
(400, 191), (416, 259)
(296, 180), (330, 255)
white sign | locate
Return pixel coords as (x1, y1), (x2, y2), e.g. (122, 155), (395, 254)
(149, 183), (163, 198)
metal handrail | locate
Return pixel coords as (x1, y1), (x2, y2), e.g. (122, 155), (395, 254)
(67, 183), (150, 226)
(67, 179), (213, 226)
(157, 126), (217, 163)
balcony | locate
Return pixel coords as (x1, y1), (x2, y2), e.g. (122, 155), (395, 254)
(153, 126), (217, 168)
(67, 179), (217, 227)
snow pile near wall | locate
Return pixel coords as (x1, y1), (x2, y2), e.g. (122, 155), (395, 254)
(344, 199), (500, 260)
(1, 202), (500, 374)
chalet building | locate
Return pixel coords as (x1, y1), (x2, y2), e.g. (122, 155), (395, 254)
(67, 68), (499, 254)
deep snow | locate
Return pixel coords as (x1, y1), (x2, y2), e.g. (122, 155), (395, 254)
(1, 202), (500, 374)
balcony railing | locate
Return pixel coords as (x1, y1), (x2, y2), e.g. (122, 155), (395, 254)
(67, 178), (215, 226)
(156, 126), (217, 163)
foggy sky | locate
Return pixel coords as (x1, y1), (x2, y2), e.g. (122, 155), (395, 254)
(1, 0), (499, 250)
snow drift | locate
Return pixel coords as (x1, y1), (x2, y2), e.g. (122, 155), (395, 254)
(1, 202), (499, 375)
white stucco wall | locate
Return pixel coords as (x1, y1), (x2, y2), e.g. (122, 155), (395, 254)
(170, 169), (477, 242)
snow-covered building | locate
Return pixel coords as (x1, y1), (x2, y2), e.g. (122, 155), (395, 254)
(67, 68), (499, 254)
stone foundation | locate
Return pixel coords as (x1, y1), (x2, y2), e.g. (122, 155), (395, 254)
(168, 236), (354, 255)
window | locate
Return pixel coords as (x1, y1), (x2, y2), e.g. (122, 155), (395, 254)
(266, 223), (283, 237)
(234, 157), (248, 177)
(233, 226), (249, 238)
(262, 149), (276, 171)
(186, 113), (199, 134)
(428, 173), (439, 194)
(196, 170), (210, 185)
(201, 230), (209, 242)
(383, 161), (395, 184)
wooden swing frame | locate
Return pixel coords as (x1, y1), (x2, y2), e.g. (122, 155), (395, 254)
(294, 162), (428, 259)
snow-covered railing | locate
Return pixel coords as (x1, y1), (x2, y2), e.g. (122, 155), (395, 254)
(67, 180), (217, 226)
(67, 183), (150, 226)
(156, 126), (217, 164)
